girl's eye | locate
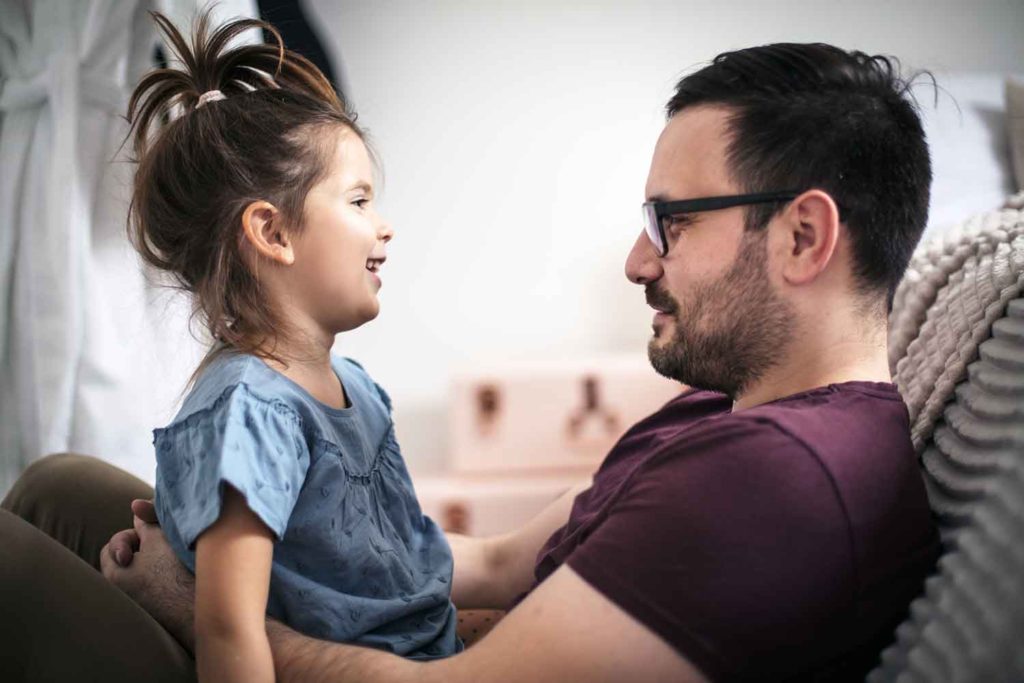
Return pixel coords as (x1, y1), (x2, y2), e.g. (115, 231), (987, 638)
(352, 198), (369, 209)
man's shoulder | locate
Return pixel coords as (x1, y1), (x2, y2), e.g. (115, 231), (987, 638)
(663, 381), (907, 453)
(633, 381), (913, 497)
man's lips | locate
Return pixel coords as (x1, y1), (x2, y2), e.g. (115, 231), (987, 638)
(653, 311), (673, 328)
(645, 286), (677, 315)
(646, 285), (677, 334)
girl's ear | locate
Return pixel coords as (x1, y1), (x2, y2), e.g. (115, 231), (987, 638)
(240, 201), (295, 266)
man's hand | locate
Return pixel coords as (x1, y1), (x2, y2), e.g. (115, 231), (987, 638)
(102, 499), (157, 566)
(100, 499), (197, 652)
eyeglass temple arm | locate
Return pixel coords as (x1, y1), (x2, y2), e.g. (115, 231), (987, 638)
(655, 191), (802, 217)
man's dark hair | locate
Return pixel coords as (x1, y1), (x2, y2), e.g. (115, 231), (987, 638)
(667, 43), (932, 310)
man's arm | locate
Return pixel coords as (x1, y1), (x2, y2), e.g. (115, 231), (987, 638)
(447, 481), (588, 610)
(267, 564), (707, 683)
(102, 480), (587, 639)
(104, 506), (707, 683)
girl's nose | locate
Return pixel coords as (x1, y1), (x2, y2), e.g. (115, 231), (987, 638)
(378, 219), (394, 243)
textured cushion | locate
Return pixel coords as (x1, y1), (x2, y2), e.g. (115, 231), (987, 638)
(888, 205), (1024, 452)
(869, 204), (1024, 682)
(869, 295), (1024, 682)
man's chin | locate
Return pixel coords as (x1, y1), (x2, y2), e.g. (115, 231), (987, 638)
(651, 316), (677, 343)
(647, 339), (685, 384)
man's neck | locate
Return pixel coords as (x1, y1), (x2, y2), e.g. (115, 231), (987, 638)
(732, 330), (892, 412)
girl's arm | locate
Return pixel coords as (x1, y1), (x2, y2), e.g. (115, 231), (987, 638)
(194, 485), (275, 683)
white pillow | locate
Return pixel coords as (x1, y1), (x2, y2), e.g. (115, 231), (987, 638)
(914, 72), (1019, 239)
(1007, 77), (1024, 192)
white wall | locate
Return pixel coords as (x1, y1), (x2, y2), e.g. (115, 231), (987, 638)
(303, 0), (1024, 473)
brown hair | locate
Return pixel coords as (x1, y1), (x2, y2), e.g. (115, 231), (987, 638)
(123, 7), (363, 388)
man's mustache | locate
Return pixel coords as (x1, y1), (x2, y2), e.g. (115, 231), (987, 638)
(645, 284), (678, 315)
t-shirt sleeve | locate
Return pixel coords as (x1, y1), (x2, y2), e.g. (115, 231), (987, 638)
(154, 384), (310, 547)
(565, 418), (855, 681)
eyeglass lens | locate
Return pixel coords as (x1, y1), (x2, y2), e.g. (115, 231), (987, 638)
(642, 204), (665, 256)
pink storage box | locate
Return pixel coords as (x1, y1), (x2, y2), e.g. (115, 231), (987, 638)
(449, 354), (685, 475)
(413, 473), (588, 536)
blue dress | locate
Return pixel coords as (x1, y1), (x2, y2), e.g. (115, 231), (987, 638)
(152, 351), (461, 658)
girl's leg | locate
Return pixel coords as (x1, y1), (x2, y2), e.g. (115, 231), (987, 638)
(0, 454), (195, 682)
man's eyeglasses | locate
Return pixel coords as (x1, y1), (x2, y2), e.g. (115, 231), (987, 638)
(642, 191), (801, 257)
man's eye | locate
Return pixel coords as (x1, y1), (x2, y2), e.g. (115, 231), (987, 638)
(662, 214), (692, 232)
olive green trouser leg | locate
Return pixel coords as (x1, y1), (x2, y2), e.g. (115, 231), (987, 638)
(0, 453), (195, 683)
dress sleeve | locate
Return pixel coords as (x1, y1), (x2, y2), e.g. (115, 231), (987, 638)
(564, 417), (855, 681)
(154, 384), (310, 548)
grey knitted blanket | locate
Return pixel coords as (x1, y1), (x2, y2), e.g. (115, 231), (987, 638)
(869, 195), (1024, 682)
(888, 194), (1024, 453)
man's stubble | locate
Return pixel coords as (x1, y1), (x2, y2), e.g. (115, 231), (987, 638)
(646, 229), (795, 399)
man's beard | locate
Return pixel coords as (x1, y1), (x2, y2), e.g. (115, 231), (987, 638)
(646, 230), (795, 398)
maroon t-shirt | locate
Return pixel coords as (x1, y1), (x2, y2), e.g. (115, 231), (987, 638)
(529, 383), (939, 682)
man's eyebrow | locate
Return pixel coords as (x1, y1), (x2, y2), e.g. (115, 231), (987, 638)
(646, 193), (669, 203)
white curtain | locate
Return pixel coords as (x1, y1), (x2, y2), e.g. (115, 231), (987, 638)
(0, 0), (259, 494)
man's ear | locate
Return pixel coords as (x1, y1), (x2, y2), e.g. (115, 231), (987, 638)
(240, 201), (295, 266)
(778, 189), (840, 287)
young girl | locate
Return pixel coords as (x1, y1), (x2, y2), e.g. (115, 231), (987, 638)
(124, 10), (462, 682)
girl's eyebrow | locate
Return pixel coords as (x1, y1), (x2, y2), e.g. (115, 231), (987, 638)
(346, 180), (373, 194)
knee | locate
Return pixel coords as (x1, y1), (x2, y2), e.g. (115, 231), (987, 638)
(2, 453), (98, 515)
(22, 452), (88, 482)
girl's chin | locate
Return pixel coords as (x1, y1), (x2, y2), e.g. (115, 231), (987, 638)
(330, 302), (380, 333)
(361, 299), (381, 322)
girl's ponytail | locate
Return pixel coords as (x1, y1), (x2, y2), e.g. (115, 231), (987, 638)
(125, 10), (343, 162)
(123, 7), (363, 386)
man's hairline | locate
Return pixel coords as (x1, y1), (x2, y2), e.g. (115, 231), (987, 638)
(663, 103), (890, 318)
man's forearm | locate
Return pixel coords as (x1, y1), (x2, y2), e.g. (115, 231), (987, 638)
(267, 620), (442, 683)
(144, 554), (199, 653)
(449, 482), (587, 610)
(447, 532), (509, 609)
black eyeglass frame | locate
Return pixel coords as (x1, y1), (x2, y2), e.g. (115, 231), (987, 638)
(642, 191), (802, 257)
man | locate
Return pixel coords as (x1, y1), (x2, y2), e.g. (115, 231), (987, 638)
(2, 42), (938, 682)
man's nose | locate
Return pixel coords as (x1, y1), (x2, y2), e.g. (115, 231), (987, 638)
(625, 230), (662, 285)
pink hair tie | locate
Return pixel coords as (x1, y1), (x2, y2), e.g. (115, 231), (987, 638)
(196, 89), (226, 108)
